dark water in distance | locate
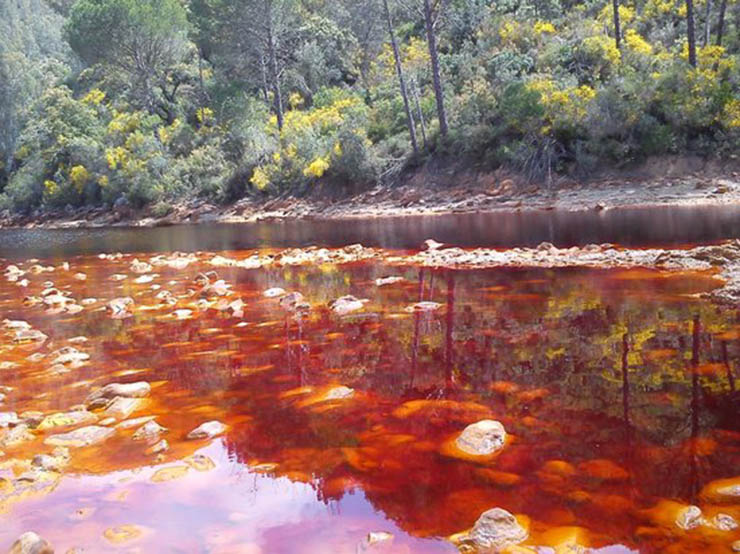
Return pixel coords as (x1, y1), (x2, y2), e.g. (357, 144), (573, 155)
(1, 204), (739, 258)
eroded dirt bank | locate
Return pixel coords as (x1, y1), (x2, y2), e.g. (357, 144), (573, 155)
(3, 163), (740, 230)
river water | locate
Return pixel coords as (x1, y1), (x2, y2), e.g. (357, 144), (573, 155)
(2, 204), (740, 258)
(0, 211), (738, 553)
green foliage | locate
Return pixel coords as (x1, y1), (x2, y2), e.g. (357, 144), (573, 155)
(2, 0), (740, 213)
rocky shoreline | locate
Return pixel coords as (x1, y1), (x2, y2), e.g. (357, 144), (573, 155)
(1, 171), (740, 230)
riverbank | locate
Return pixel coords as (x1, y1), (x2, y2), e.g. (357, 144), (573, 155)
(2, 162), (740, 230)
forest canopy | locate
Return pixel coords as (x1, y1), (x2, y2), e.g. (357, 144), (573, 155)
(1, 0), (739, 213)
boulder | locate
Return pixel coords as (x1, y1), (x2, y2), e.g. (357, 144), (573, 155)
(102, 397), (146, 420)
(357, 531), (394, 552)
(712, 513), (738, 531)
(329, 295), (367, 315)
(375, 276), (405, 287)
(8, 532), (53, 554)
(455, 508), (528, 552)
(38, 411), (97, 430)
(186, 420), (226, 440)
(1, 424), (35, 448)
(675, 505), (704, 530)
(0, 412), (19, 428)
(455, 420), (507, 456)
(86, 382), (150, 407)
(44, 425), (115, 447)
(132, 420), (167, 441)
(263, 287), (286, 298)
(323, 386), (355, 401)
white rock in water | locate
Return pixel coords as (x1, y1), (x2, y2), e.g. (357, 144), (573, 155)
(187, 420), (226, 439)
(323, 386), (355, 401)
(405, 301), (442, 313)
(263, 287), (286, 298)
(458, 508), (528, 552)
(375, 276), (405, 287)
(132, 420), (168, 441)
(712, 513), (738, 531)
(102, 397), (145, 420)
(676, 505), (704, 530)
(0, 412), (19, 428)
(86, 382), (151, 406)
(44, 425), (115, 448)
(455, 420), (507, 456)
(9, 531), (54, 554)
(329, 295), (367, 316)
(357, 531), (394, 552)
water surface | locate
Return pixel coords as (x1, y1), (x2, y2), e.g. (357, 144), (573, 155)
(3, 204), (740, 258)
(1, 249), (738, 553)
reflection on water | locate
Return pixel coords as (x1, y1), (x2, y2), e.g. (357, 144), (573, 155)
(0, 252), (739, 553)
(3, 203), (740, 258)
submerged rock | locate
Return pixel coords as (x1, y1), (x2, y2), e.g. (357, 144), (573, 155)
(106, 297), (134, 319)
(263, 287), (286, 298)
(329, 295), (367, 315)
(323, 386), (355, 401)
(375, 276), (405, 287)
(455, 420), (507, 456)
(8, 531), (54, 554)
(44, 425), (115, 447)
(186, 420), (226, 439)
(145, 439), (169, 455)
(454, 508), (528, 553)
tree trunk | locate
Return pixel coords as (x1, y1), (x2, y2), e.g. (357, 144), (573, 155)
(612, 0), (621, 50)
(265, 1), (284, 131)
(422, 0), (448, 137)
(382, 0), (418, 154)
(412, 81), (427, 147)
(703, 0), (712, 46)
(715, 0), (727, 45)
(686, 0), (697, 67)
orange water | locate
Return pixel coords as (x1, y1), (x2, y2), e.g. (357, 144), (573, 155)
(0, 252), (738, 553)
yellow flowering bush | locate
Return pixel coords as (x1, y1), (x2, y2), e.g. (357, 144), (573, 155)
(624, 30), (653, 56)
(250, 90), (372, 190)
(533, 21), (556, 35)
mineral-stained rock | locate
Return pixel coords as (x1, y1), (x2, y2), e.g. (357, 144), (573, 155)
(44, 425), (115, 447)
(145, 439), (169, 455)
(675, 505), (704, 530)
(102, 397), (146, 420)
(38, 410), (97, 430)
(0, 412), (19, 428)
(712, 513), (738, 531)
(115, 416), (156, 429)
(700, 476), (740, 503)
(263, 287), (286, 298)
(132, 420), (167, 441)
(454, 508), (528, 552)
(375, 276), (405, 287)
(106, 297), (134, 318)
(455, 420), (507, 456)
(86, 381), (151, 407)
(186, 420), (226, 439)
(184, 454), (216, 472)
(20, 412), (45, 428)
(8, 531), (54, 554)
(405, 301), (442, 313)
(151, 465), (189, 482)
(1, 424), (35, 448)
(732, 540), (740, 552)
(329, 295), (367, 315)
(32, 448), (70, 472)
(103, 524), (144, 544)
(323, 386), (355, 401)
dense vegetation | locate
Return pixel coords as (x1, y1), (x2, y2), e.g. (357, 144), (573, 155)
(1, 0), (739, 214)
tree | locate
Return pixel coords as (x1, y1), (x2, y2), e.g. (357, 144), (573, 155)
(382, 0), (419, 153)
(715, 0), (728, 46)
(685, 0), (697, 67)
(65, 0), (190, 117)
(612, 0), (622, 50)
(422, 0), (449, 137)
(212, 0), (301, 132)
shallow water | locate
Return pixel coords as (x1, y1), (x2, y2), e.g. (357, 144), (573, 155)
(3, 203), (740, 258)
(1, 250), (739, 553)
